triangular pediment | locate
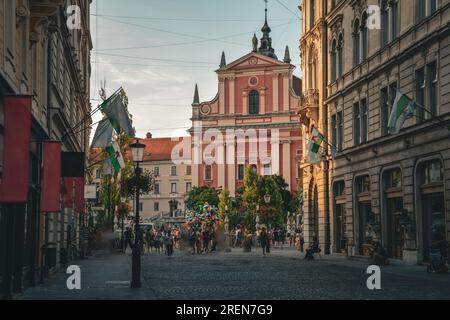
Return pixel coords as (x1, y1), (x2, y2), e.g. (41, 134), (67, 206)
(217, 52), (290, 72)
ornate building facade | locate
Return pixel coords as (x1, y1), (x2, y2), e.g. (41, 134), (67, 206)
(300, 0), (450, 264)
(0, 0), (92, 298)
(190, 9), (303, 196)
(299, 0), (332, 253)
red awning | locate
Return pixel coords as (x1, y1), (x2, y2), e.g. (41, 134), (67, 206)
(40, 141), (62, 213)
(0, 95), (32, 203)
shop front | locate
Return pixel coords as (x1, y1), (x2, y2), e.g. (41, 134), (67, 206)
(417, 159), (446, 263)
(355, 175), (374, 256)
(333, 181), (346, 254)
(382, 168), (404, 260)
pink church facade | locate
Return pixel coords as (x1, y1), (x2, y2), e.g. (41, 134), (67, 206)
(189, 14), (303, 196)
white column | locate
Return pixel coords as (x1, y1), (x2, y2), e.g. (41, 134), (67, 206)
(273, 73), (279, 112)
(282, 140), (291, 191)
(217, 142), (225, 191)
(226, 141), (236, 197)
(271, 130), (280, 175)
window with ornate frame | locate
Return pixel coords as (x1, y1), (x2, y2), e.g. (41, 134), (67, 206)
(249, 90), (260, 115)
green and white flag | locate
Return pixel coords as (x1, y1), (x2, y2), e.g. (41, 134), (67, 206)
(106, 141), (126, 173)
(91, 117), (113, 148)
(306, 128), (324, 164)
(101, 91), (136, 138)
(102, 158), (112, 176)
(388, 90), (417, 135)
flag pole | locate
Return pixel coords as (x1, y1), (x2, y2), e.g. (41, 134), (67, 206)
(61, 87), (124, 143)
(398, 90), (450, 131)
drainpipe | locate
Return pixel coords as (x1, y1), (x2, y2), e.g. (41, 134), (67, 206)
(322, 0), (331, 255)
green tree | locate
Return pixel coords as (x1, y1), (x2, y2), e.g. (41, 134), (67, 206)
(259, 175), (284, 229)
(98, 132), (133, 230)
(273, 175), (293, 215)
(290, 188), (304, 216)
(242, 166), (260, 232)
(218, 189), (232, 229)
(185, 186), (220, 211)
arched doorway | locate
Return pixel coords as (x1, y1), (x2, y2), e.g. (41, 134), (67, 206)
(382, 168), (404, 259)
(333, 181), (346, 253)
(307, 179), (320, 241)
(354, 175), (374, 256)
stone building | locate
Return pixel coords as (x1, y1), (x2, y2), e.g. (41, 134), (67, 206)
(190, 7), (303, 196)
(0, 0), (92, 298)
(299, 0), (450, 264)
(133, 133), (192, 221)
(298, 0), (332, 254)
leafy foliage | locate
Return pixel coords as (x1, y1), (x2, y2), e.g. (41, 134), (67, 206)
(241, 166), (289, 231)
(218, 189), (232, 229)
(121, 168), (157, 197)
(185, 186), (220, 211)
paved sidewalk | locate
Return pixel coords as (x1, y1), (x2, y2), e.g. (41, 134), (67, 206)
(18, 246), (450, 300)
(242, 246), (450, 282)
(20, 250), (157, 300)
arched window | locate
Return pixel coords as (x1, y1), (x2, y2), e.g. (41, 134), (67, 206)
(353, 19), (360, 67)
(361, 12), (368, 62)
(338, 34), (344, 78)
(331, 39), (337, 82)
(249, 90), (259, 115)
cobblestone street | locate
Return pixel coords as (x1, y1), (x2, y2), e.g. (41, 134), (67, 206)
(21, 247), (450, 300)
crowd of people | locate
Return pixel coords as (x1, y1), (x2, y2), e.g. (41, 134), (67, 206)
(120, 221), (390, 266)
(230, 225), (306, 253)
(187, 226), (218, 255)
(122, 225), (183, 257)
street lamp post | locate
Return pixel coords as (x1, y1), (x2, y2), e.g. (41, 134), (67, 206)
(130, 139), (146, 289)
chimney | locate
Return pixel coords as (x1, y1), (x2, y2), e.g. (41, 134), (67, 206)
(146, 132), (152, 139)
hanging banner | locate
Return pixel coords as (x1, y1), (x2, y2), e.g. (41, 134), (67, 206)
(41, 141), (62, 212)
(61, 152), (85, 177)
(0, 95), (32, 203)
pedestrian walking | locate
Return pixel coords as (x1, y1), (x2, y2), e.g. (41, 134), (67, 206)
(145, 229), (153, 254)
(196, 231), (203, 254)
(299, 230), (305, 253)
(123, 227), (133, 253)
(210, 231), (218, 252)
(164, 231), (174, 256)
(189, 228), (196, 255)
(260, 228), (268, 256)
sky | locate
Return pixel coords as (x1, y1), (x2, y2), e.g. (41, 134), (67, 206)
(90, 0), (302, 139)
